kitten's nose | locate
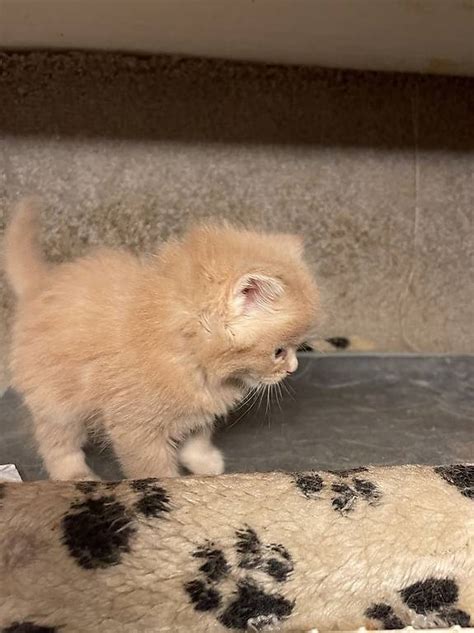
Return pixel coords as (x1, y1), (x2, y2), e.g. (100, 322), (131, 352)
(287, 356), (298, 374)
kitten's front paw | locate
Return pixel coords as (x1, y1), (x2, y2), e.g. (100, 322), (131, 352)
(180, 440), (225, 476)
(199, 446), (225, 476)
(48, 459), (101, 482)
(75, 472), (102, 482)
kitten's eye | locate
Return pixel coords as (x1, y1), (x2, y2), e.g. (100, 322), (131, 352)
(274, 347), (287, 360)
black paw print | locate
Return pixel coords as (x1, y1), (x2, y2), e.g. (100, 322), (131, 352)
(185, 526), (294, 631)
(235, 526), (293, 583)
(435, 464), (474, 499)
(62, 479), (171, 570)
(331, 475), (381, 514)
(129, 478), (171, 518)
(366, 577), (471, 629)
(293, 467), (382, 515)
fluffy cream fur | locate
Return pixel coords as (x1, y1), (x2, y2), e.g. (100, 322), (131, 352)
(4, 198), (319, 480)
(0, 465), (472, 632)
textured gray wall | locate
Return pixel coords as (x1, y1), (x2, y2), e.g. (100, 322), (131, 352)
(1, 52), (473, 390)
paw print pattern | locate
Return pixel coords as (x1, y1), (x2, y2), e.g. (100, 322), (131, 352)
(435, 464), (473, 499)
(365, 603), (404, 630)
(62, 479), (171, 570)
(219, 581), (293, 631)
(365, 577), (472, 629)
(400, 578), (471, 627)
(129, 478), (171, 518)
(331, 476), (381, 514)
(61, 494), (135, 570)
(184, 526), (294, 631)
(294, 467), (382, 515)
(235, 527), (294, 582)
(293, 472), (324, 499)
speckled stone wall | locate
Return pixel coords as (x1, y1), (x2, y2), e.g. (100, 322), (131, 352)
(1, 52), (473, 390)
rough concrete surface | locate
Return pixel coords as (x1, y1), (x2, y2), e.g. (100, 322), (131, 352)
(0, 52), (473, 390)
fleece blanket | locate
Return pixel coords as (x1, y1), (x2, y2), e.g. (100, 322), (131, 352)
(0, 464), (472, 632)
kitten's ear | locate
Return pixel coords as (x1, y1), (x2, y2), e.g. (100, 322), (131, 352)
(280, 234), (304, 258)
(233, 274), (284, 314)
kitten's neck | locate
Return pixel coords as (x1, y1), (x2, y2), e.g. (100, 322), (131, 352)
(196, 369), (246, 418)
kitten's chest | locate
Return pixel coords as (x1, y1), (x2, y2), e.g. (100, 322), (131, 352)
(197, 382), (243, 419)
(168, 384), (242, 438)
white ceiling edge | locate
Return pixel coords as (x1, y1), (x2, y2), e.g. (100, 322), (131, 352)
(1, 0), (473, 76)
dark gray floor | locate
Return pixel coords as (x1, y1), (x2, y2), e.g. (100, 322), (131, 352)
(0, 354), (472, 481)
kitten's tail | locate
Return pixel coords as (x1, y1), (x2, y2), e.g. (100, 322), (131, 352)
(4, 197), (50, 299)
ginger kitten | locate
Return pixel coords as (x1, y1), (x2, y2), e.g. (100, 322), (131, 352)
(4, 198), (320, 481)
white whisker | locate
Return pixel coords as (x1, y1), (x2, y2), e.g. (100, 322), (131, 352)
(281, 379), (296, 400)
(275, 382), (283, 411)
(235, 385), (258, 411)
(228, 384), (263, 429)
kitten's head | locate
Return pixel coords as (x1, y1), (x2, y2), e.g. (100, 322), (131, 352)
(161, 224), (320, 387)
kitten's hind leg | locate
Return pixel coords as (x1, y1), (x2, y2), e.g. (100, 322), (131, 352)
(32, 407), (99, 481)
(179, 429), (225, 476)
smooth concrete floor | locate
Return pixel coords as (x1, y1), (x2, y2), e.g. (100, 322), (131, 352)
(0, 354), (472, 481)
